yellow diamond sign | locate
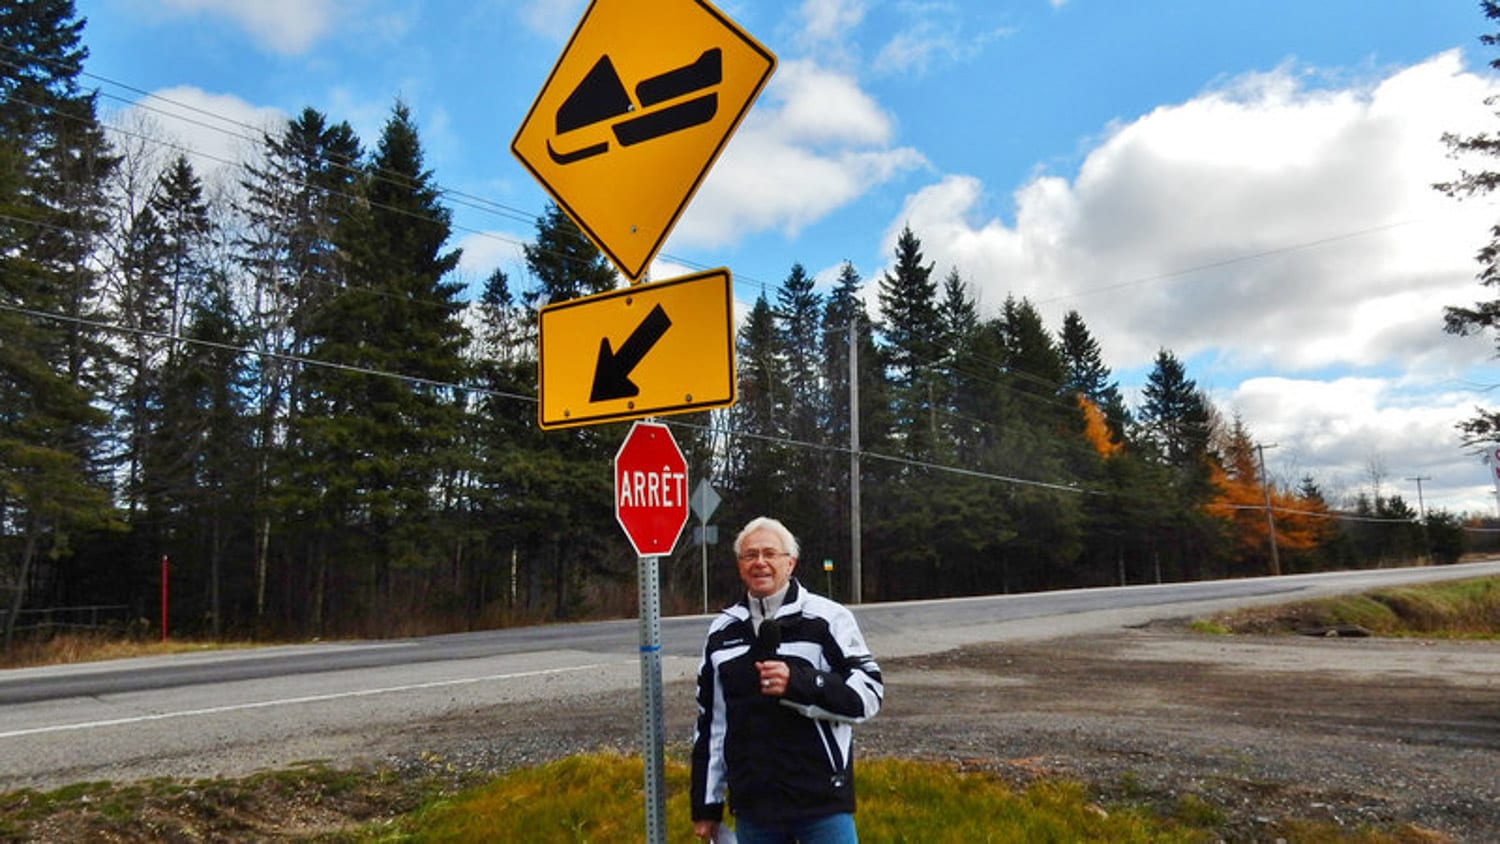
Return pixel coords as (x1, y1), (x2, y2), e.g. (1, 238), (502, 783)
(511, 0), (776, 281)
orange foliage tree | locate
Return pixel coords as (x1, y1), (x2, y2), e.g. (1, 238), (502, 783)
(1207, 417), (1333, 574)
(1078, 396), (1122, 458)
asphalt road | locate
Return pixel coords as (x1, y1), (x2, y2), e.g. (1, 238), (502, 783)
(2, 561), (1497, 789)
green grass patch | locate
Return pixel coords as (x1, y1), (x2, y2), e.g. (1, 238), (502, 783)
(1204, 576), (1500, 638)
(368, 752), (1436, 843)
(853, 758), (1200, 843)
(1, 753), (1449, 842)
(388, 751), (682, 842)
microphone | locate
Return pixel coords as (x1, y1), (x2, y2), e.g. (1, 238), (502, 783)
(756, 618), (781, 659)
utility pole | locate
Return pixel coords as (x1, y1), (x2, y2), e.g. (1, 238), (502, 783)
(848, 319), (862, 604)
(1406, 476), (1430, 520)
(1407, 475), (1431, 563)
(1256, 443), (1281, 576)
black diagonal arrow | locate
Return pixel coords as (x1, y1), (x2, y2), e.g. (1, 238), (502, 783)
(591, 303), (672, 402)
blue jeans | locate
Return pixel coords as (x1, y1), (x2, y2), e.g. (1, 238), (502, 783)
(733, 812), (857, 844)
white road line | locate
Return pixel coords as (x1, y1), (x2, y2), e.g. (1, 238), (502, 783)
(0, 661), (632, 740)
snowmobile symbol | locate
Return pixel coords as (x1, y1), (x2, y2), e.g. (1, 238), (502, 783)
(547, 48), (723, 165)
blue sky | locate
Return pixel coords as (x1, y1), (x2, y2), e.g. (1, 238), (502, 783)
(80, 0), (1500, 515)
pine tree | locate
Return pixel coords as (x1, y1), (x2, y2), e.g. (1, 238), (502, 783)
(1135, 349), (1222, 580)
(1137, 349), (1213, 471)
(1059, 309), (1128, 438)
(1435, 1), (1500, 445)
(729, 293), (790, 515)
(0, 0), (118, 651)
(775, 263), (823, 446)
(157, 273), (252, 636)
(876, 226), (942, 459)
(235, 106), (363, 620)
(522, 204), (617, 313)
(295, 100), (470, 624)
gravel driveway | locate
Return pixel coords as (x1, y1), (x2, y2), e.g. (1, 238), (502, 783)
(381, 621), (1500, 842)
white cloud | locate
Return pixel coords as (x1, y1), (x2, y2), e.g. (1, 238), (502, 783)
(673, 60), (927, 248)
(110, 87), (285, 185)
(881, 50), (1500, 513)
(519, 0), (590, 39)
(454, 230), (529, 288)
(773, 60), (897, 146)
(873, 19), (1006, 77)
(797, 0), (866, 45)
(894, 51), (1500, 373)
(1226, 376), (1495, 515)
(160, 0), (345, 54)
(867, 4), (1012, 78)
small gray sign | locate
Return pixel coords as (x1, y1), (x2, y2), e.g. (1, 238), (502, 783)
(689, 478), (721, 522)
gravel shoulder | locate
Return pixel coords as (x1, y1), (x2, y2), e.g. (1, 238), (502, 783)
(6, 612), (1498, 842)
(376, 622), (1500, 842)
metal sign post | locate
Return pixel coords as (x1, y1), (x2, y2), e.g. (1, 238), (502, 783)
(689, 479), (721, 613)
(638, 552), (666, 844)
(615, 421), (688, 844)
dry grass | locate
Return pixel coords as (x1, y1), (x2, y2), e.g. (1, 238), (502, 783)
(1203, 575), (1500, 638)
(0, 632), (264, 670)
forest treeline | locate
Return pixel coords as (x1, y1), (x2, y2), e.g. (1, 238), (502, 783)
(1, 3), (1491, 649)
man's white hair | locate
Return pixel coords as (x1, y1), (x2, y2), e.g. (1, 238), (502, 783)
(734, 516), (800, 559)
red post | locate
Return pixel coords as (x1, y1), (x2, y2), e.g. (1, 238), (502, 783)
(160, 555), (169, 643)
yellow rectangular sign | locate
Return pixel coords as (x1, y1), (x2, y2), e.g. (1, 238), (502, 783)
(538, 268), (736, 429)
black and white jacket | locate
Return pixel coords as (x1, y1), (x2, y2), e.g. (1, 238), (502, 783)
(690, 578), (884, 826)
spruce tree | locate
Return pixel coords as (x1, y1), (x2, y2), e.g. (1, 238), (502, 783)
(728, 293), (790, 515)
(1137, 349), (1212, 471)
(775, 263), (823, 445)
(937, 268), (979, 342)
(876, 226), (942, 460)
(157, 273), (252, 637)
(1135, 349), (1222, 580)
(495, 203), (623, 620)
(0, 0), (118, 651)
(1059, 309), (1128, 438)
(933, 268), (979, 459)
(522, 204), (617, 314)
(296, 100), (469, 623)
(821, 262), (889, 451)
(1434, 1), (1500, 444)
(235, 106), (362, 620)
(770, 263), (831, 556)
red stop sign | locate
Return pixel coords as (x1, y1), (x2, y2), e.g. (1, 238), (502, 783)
(615, 421), (689, 557)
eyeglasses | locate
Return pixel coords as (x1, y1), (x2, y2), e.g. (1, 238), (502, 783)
(737, 549), (789, 563)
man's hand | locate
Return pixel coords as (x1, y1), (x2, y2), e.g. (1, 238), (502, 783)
(694, 819), (720, 841)
(756, 659), (789, 696)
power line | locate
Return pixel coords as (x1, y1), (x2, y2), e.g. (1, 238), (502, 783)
(0, 300), (539, 409)
(1034, 219), (1428, 307)
(0, 45), (780, 290)
(6, 46), (1487, 515)
(11, 42), (1469, 315)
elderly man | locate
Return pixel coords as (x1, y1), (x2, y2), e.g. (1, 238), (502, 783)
(690, 516), (884, 843)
